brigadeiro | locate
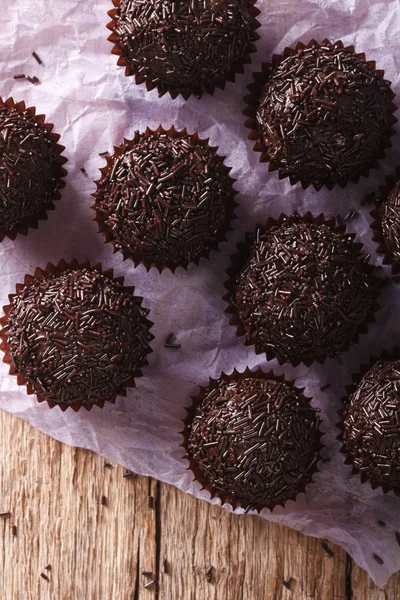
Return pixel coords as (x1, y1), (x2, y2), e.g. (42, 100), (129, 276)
(370, 167), (400, 275)
(338, 349), (400, 496)
(107, 0), (261, 100)
(224, 213), (378, 367)
(182, 368), (323, 512)
(93, 126), (238, 272)
(0, 97), (67, 240)
(244, 39), (397, 190)
(0, 259), (153, 412)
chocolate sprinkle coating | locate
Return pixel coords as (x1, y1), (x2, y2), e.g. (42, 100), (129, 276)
(232, 217), (375, 365)
(0, 104), (61, 231)
(114, 0), (253, 98)
(187, 377), (321, 510)
(380, 181), (400, 263)
(343, 359), (400, 493)
(256, 43), (392, 189)
(7, 269), (152, 406)
(95, 131), (234, 269)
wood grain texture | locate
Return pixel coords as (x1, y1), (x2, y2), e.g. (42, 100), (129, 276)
(0, 409), (398, 600)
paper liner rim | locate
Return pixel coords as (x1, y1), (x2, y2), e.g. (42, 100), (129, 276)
(91, 125), (239, 274)
(0, 97), (68, 242)
(222, 211), (380, 368)
(336, 347), (400, 497)
(0, 258), (154, 412)
(242, 38), (398, 191)
(180, 366), (324, 513)
(106, 0), (261, 101)
(370, 166), (400, 276)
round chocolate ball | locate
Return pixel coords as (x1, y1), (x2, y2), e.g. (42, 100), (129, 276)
(342, 358), (400, 493)
(232, 217), (375, 365)
(6, 269), (152, 406)
(380, 181), (400, 263)
(0, 102), (62, 231)
(114, 0), (253, 98)
(186, 376), (321, 510)
(256, 42), (392, 189)
(95, 131), (234, 269)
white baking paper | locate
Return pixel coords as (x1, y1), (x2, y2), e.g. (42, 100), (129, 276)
(0, 0), (399, 588)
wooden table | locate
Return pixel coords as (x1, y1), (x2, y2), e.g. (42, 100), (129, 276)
(0, 409), (399, 599)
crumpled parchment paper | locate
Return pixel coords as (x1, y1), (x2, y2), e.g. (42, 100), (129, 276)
(0, 0), (400, 588)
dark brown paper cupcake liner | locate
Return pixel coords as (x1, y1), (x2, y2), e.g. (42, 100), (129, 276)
(0, 258), (154, 412)
(223, 211), (380, 367)
(92, 125), (239, 273)
(370, 166), (400, 276)
(243, 39), (398, 191)
(106, 0), (261, 101)
(181, 366), (324, 512)
(0, 97), (68, 242)
(337, 347), (400, 497)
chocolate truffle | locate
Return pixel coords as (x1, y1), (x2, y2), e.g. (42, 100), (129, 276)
(94, 129), (236, 270)
(255, 42), (393, 189)
(6, 268), (152, 407)
(342, 358), (400, 493)
(0, 101), (64, 232)
(379, 180), (400, 263)
(230, 216), (375, 365)
(185, 374), (321, 510)
(111, 0), (255, 99)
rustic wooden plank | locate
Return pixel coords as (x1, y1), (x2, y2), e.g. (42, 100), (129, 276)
(0, 409), (157, 600)
(0, 408), (399, 599)
(158, 482), (347, 600)
(351, 560), (400, 600)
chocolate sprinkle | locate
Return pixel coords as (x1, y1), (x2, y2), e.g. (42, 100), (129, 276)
(95, 131), (234, 269)
(232, 217), (375, 365)
(373, 553), (384, 565)
(163, 558), (168, 574)
(342, 358), (400, 493)
(377, 520), (386, 527)
(256, 43), (393, 189)
(380, 180), (400, 263)
(282, 579), (292, 590)
(114, 0), (253, 99)
(395, 532), (400, 547)
(32, 52), (42, 65)
(206, 566), (213, 583)
(0, 103), (62, 231)
(187, 376), (321, 510)
(40, 573), (49, 582)
(321, 541), (334, 557)
(320, 383), (331, 391)
(123, 469), (136, 478)
(164, 333), (181, 349)
(6, 268), (152, 406)
(12, 525), (17, 536)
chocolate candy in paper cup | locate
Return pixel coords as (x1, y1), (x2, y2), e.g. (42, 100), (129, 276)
(181, 367), (323, 512)
(370, 166), (400, 277)
(338, 348), (400, 497)
(0, 259), (153, 412)
(0, 97), (67, 241)
(107, 0), (261, 100)
(92, 126), (238, 273)
(223, 212), (379, 367)
(244, 39), (397, 190)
